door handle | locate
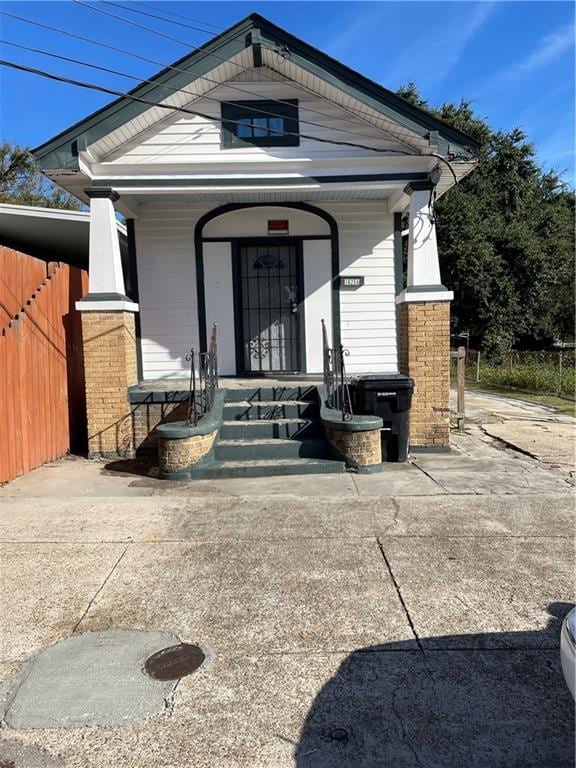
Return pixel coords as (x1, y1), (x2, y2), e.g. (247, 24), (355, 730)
(290, 301), (298, 314)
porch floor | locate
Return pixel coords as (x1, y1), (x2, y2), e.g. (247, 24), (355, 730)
(133, 376), (323, 392)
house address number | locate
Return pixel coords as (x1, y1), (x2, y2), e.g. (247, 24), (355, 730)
(339, 275), (364, 289)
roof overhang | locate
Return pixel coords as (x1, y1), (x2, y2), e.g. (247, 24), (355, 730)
(0, 203), (127, 270)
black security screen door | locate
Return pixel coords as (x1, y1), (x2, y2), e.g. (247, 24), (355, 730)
(236, 242), (302, 373)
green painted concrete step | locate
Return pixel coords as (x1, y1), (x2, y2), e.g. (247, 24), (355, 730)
(223, 400), (317, 420)
(214, 437), (330, 461)
(219, 418), (320, 440)
(192, 457), (346, 479)
(222, 386), (316, 403)
(212, 384), (338, 477)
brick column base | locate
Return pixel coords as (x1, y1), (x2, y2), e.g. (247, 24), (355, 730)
(81, 311), (138, 457)
(398, 301), (450, 448)
(159, 430), (218, 478)
(325, 427), (382, 470)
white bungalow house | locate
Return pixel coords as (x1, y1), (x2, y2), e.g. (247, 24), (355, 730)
(33, 14), (479, 474)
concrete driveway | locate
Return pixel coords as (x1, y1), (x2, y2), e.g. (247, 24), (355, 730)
(455, 388), (575, 479)
(0, 392), (573, 767)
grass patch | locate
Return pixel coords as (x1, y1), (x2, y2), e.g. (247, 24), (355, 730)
(475, 361), (574, 395)
(452, 352), (575, 401)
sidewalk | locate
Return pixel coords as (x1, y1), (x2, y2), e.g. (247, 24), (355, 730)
(0, 391), (573, 767)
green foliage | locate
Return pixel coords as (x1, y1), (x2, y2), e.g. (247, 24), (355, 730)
(484, 354), (573, 396)
(397, 83), (575, 358)
(454, 352), (575, 396)
(0, 141), (82, 210)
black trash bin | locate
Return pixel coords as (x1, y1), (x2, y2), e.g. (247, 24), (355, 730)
(351, 374), (414, 462)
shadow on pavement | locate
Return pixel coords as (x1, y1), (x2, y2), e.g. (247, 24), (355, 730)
(296, 602), (574, 767)
(102, 458), (157, 478)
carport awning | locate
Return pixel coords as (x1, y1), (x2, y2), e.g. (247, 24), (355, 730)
(0, 203), (127, 270)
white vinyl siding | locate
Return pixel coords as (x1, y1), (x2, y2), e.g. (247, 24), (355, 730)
(103, 80), (408, 166)
(324, 201), (397, 374)
(303, 239), (332, 374)
(203, 241), (235, 375)
(135, 203), (211, 379)
(136, 201), (397, 380)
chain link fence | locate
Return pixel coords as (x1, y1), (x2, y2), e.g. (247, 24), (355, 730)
(451, 349), (575, 401)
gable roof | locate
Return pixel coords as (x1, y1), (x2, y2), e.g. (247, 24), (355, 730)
(33, 13), (480, 171)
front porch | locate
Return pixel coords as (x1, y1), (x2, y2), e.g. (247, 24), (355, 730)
(77, 185), (454, 469)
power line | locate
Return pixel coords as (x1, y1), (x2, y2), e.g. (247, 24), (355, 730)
(0, 57), (422, 156)
(100, 0), (224, 37)
(90, 0), (443, 154)
(74, 0), (217, 54)
(0, 7), (409, 147)
(73, 0), (416, 149)
(142, 4), (226, 33)
(0, 56), (459, 181)
(0, 37), (403, 146)
(0, 10), (461, 177)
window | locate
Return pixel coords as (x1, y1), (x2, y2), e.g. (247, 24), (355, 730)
(221, 100), (299, 148)
(253, 252), (286, 270)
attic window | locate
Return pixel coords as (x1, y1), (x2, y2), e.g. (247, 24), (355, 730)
(221, 100), (299, 148)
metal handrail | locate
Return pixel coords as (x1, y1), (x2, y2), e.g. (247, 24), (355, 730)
(321, 319), (353, 422)
(186, 323), (219, 426)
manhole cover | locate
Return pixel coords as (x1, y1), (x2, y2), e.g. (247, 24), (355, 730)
(144, 643), (205, 680)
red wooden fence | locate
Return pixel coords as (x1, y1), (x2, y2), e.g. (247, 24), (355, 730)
(0, 247), (88, 483)
(0, 246), (55, 326)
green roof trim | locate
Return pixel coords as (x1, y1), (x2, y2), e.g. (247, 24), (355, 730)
(32, 13), (480, 171)
(91, 171), (429, 189)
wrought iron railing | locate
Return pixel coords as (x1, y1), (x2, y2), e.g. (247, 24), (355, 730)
(185, 323), (219, 426)
(321, 319), (353, 422)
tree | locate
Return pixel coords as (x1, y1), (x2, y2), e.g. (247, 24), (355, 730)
(397, 83), (575, 357)
(0, 141), (82, 210)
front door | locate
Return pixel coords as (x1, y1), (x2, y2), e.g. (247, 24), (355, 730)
(235, 241), (302, 374)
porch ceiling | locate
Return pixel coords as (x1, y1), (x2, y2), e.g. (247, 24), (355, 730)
(118, 186), (394, 206)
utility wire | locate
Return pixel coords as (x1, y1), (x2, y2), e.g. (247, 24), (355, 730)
(0, 8), (410, 147)
(0, 57), (418, 155)
(0, 10), (462, 177)
(0, 36), (403, 146)
(75, 0), (220, 56)
(72, 0), (418, 148)
(142, 4), (226, 33)
(0, 5), (464, 162)
(100, 0), (226, 37)
(74, 0), (468, 171)
(0, 56), (460, 181)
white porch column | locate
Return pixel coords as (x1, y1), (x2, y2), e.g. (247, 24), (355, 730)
(397, 181), (453, 304)
(75, 187), (139, 457)
(76, 188), (138, 312)
(395, 180), (452, 448)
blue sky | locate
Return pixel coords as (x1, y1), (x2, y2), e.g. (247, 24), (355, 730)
(0, 1), (573, 182)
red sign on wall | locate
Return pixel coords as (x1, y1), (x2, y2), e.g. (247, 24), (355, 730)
(267, 219), (289, 235)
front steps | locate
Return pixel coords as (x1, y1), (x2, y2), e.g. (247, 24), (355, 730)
(192, 385), (346, 479)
